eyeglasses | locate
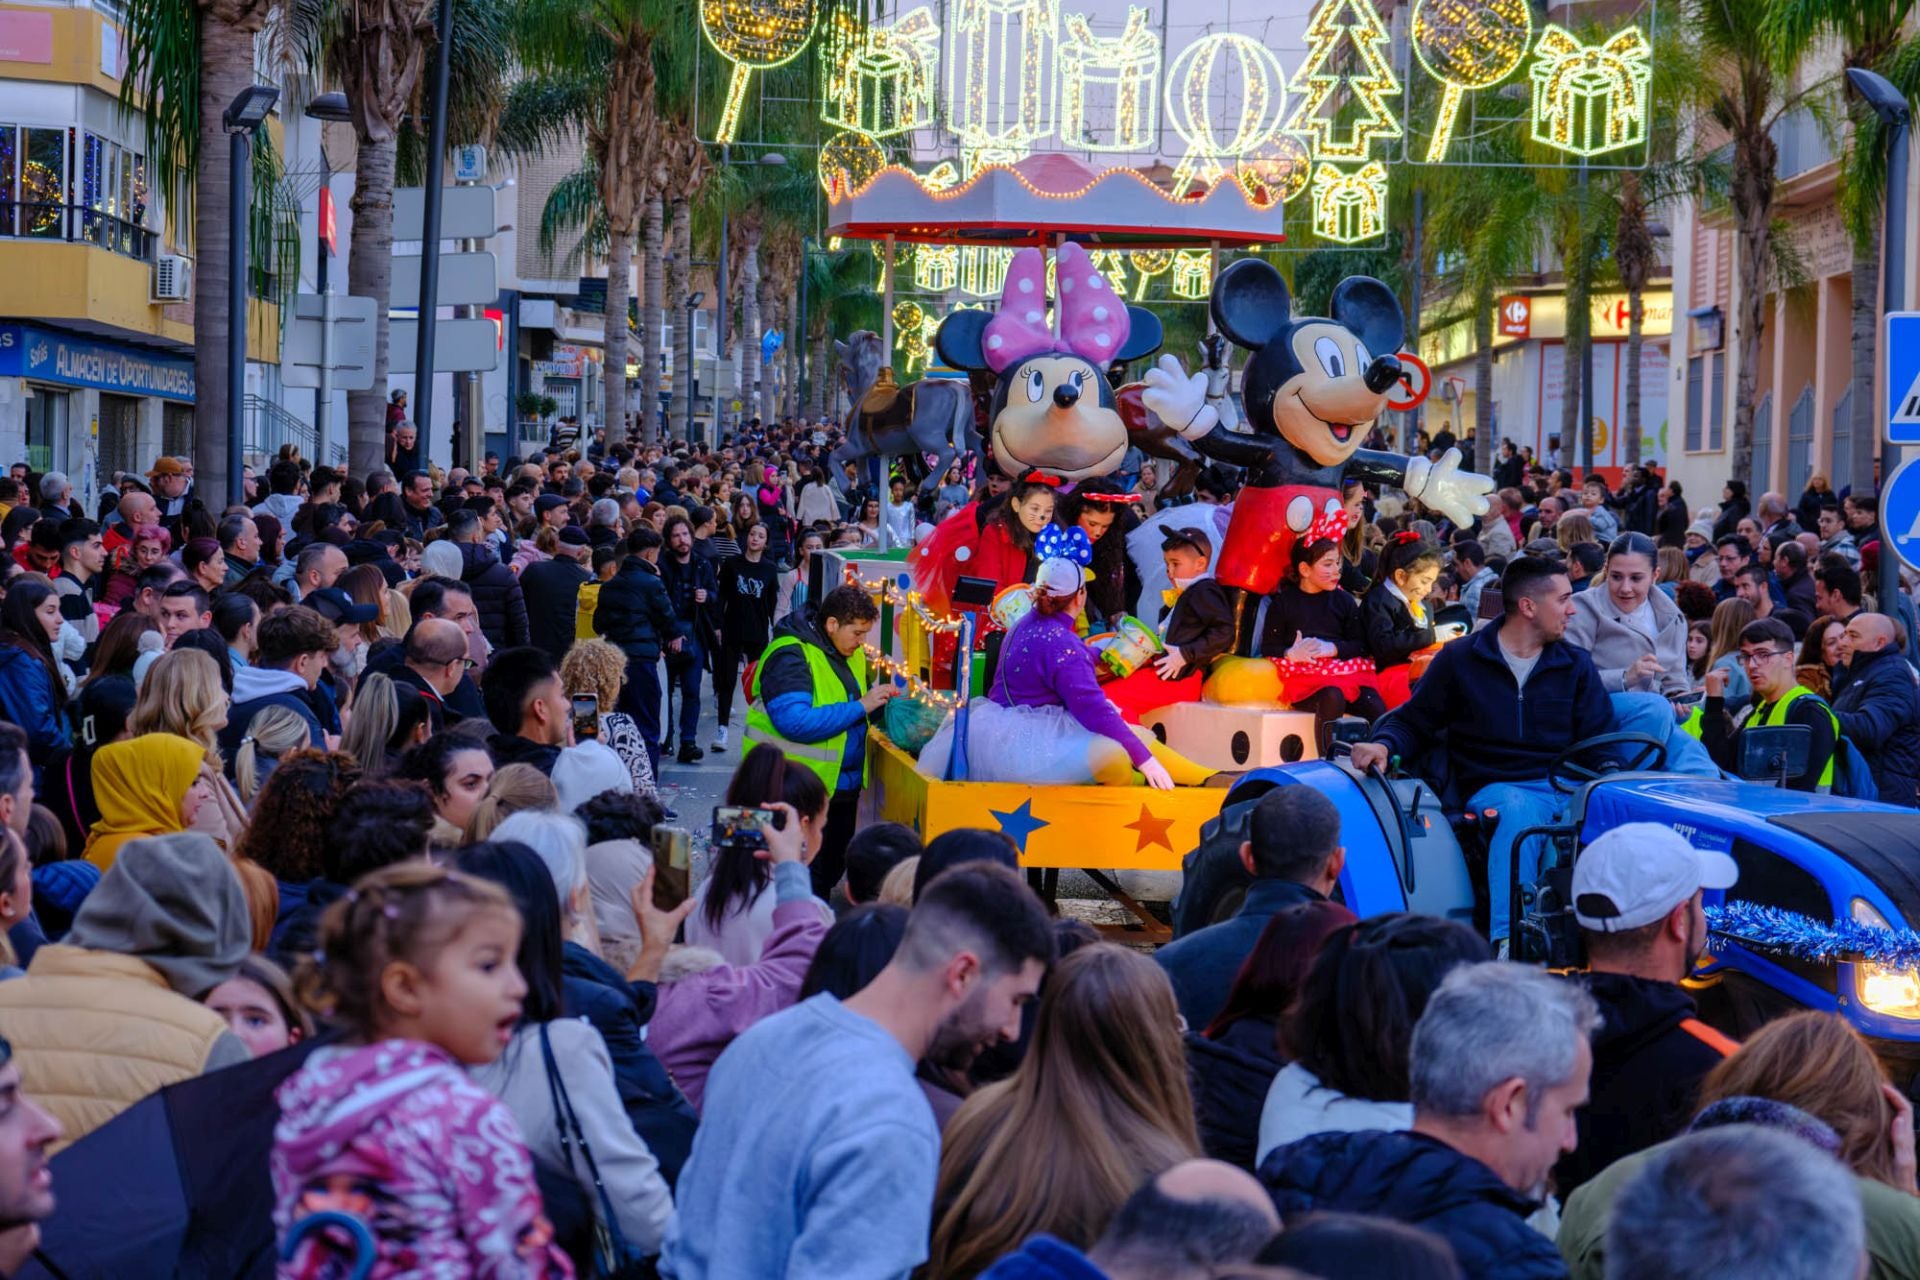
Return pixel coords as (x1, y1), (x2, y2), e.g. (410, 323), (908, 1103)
(1736, 648), (1792, 667)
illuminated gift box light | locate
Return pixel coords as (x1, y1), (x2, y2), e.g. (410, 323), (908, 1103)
(824, 6), (940, 138)
(1172, 249), (1212, 299)
(1059, 7), (1161, 153)
(914, 243), (959, 290)
(1312, 161), (1388, 244)
(946, 0), (1058, 162)
(1528, 23), (1651, 158)
(959, 246), (1015, 297)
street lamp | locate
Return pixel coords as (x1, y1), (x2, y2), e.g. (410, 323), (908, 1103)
(224, 84), (278, 509)
(684, 290), (706, 443)
(1849, 67), (1912, 608)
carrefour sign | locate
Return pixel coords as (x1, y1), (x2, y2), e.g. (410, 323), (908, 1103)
(0, 324), (195, 402)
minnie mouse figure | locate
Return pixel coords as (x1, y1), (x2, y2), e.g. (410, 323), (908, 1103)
(1140, 258), (1494, 598)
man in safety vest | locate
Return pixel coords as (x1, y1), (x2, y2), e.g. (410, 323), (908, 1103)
(745, 583), (898, 898)
(1700, 616), (1837, 791)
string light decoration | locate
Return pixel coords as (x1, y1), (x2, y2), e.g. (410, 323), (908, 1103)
(701, 0), (819, 144)
(892, 300), (928, 372)
(818, 128), (887, 198)
(1164, 32), (1288, 199)
(1283, 0), (1402, 163)
(1090, 248), (1131, 296)
(1171, 249), (1212, 299)
(946, 0), (1058, 169)
(823, 5), (940, 138)
(1529, 23), (1652, 157)
(914, 243), (959, 290)
(1058, 7), (1161, 153)
(1311, 161), (1388, 243)
(921, 160), (961, 190)
(959, 246), (1015, 298)
(1237, 134), (1312, 207)
(1413, 0), (1533, 162)
(1128, 248), (1172, 301)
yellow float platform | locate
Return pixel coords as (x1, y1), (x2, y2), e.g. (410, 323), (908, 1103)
(869, 730), (1228, 874)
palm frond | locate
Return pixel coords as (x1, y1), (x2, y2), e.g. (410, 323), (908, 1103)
(540, 161), (607, 259)
(118, 0), (198, 194)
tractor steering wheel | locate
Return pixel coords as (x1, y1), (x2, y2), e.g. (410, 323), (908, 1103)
(1546, 731), (1670, 794)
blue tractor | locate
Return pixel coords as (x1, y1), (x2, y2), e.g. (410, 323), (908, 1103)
(1172, 732), (1920, 1083)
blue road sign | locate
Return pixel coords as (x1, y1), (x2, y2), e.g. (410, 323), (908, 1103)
(1887, 312), (1920, 444)
(1882, 455), (1920, 572)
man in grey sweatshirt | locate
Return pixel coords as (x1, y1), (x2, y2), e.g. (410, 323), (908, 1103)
(659, 862), (1056, 1280)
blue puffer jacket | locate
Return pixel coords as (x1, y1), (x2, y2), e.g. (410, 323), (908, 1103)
(1831, 641), (1920, 807)
(1261, 1129), (1567, 1280)
(976, 1236), (1107, 1280)
(0, 645), (68, 766)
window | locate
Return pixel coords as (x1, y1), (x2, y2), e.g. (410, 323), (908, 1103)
(0, 126), (13, 237)
(1708, 351), (1726, 452)
(1686, 355), (1703, 452)
(22, 128), (66, 238)
(81, 131), (149, 257)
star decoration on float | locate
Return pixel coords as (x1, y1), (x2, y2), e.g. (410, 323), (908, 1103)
(1123, 804), (1176, 854)
(989, 799), (1049, 853)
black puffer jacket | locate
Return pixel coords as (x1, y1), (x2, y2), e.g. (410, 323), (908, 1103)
(596, 556), (682, 661)
(457, 540), (529, 649)
(1832, 641), (1920, 806)
(1261, 1130), (1568, 1280)
(1185, 1018), (1283, 1173)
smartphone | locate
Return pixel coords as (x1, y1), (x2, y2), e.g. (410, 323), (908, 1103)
(650, 826), (691, 912)
(570, 693), (599, 741)
(711, 805), (784, 852)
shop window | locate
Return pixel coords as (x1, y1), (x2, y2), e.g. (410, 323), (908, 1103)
(96, 394), (140, 494)
(162, 404), (193, 460)
(25, 388), (66, 474)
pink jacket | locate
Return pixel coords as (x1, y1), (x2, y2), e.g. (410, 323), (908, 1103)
(648, 860), (829, 1111)
(273, 1038), (573, 1279)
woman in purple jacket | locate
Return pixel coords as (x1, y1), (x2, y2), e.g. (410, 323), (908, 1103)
(923, 556), (1210, 788)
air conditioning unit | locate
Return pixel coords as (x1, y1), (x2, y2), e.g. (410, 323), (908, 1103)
(153, 255), (192, 302)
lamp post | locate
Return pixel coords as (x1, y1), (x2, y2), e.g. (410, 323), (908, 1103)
(303, 92), (351, 465)
(411, 0), (457, 450)
(1848, 66), (1911, 612)
(223, 84), (278, 509)
(684, 290), (706, 443)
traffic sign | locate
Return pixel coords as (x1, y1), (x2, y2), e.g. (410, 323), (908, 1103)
(1883, 455), (1920, 572)
(282, 294), (377, 390)
(453, 146), (488, 183)
(1886, 311), (1920, 444)
(1385, 352), (1431, 411)
(388, 318), (500, 373)
(393, 186), (497, 241)
(390, 251), (499, 307)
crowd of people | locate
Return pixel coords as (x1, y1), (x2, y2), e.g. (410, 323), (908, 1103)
(0, 417), (1895, 1280)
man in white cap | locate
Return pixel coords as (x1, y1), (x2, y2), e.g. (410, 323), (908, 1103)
(1554, 822), (1740, 1196)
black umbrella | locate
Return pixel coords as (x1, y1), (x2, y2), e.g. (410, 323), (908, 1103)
(20, 1037), (322, 1280)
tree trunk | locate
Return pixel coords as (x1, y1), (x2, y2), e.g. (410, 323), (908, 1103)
(740, 225), (763, 423)
(1850, 227), (1880, 495)
(602, 231), (632, 448)
(1729, 114), (1779, 492)
(639, 195), (664, 445)
(785, 296), (801, 418)
(347, 136), (398, 481)
(669, 197), (693, 442)
(757, 271), (777, 420)
(1474, 276), (1494, 441)
(1618, 170), (1650, 467)
(1562, 254), (1592, 471)
(1625, 289), (1643, 466)
(810, 327), (829, 419)
(193, 17), (259, 506)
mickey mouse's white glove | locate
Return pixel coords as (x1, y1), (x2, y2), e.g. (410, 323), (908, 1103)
(1402, 447), (1495, 528)
(1140, 355), (1217, 440)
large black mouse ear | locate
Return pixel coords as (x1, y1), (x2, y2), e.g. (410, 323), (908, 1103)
(1329, 276), (1406, 356)
(935, 309), (992, 373)
(1115, 306), (1163, 363)
(1209, 258), (1292, 351)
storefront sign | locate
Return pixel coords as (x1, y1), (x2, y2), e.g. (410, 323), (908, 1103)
(0, 324), (194, 401)
(0, 12), (53, 63)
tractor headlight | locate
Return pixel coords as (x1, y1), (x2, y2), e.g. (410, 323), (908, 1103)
(1852, 899), (1920, 1019)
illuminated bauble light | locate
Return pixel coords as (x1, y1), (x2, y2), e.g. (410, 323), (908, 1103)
(1237, 134), (1312, 207)
(701, 0), (819, 144)
(1164, 31), (1288, 199)
(1528, 23), (1652, 158)
(819, 129), (887, 198)
(1413, 0), (1533, 162)
(1059, 6), (1162, 153)
(1283, 0), (1402, 163)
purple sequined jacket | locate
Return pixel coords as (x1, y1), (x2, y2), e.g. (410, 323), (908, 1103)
(990, 609), (1151, 767)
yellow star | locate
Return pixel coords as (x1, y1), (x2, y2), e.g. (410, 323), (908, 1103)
(1124, 804), (1176, 854)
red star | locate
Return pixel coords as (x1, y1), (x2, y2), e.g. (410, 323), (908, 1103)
(1124, 804), (1176, 854)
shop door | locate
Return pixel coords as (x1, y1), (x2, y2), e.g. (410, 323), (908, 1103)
(162, 404), (193, 462)
(24, 387), (67, 474)
(97, 394), (140, 493)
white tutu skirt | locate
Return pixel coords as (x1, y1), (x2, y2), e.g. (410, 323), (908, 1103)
(918, 699), (1105, 785)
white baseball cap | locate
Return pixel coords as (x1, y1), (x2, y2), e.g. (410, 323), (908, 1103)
(1572, 822), (1739, 933)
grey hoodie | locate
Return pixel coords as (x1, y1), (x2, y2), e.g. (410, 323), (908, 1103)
(64, 831), (250, 999)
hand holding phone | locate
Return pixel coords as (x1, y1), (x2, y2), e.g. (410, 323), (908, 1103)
(650, 825), (691, 911)
(570, 692), (600, 741)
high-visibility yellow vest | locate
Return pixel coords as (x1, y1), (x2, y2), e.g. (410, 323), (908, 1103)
(1751, 683), (1836, 789)
(743, 635), (869, 792)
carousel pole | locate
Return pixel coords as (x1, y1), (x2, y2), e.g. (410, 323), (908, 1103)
(1053, 232), (1066, 341)
(877, 231), (898, 552)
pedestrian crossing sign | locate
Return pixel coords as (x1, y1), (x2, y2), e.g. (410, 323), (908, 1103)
(1887, 312), (1920, 444)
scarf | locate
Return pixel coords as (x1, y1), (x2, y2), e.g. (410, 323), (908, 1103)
(84, 733), (209, 870)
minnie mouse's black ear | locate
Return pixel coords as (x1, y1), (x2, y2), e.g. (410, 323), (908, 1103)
(1329, 276), (1406, 357)
(1115, 306), (1163, 363)
(1209, 258), (1292, 352)
(935, 309), (992, 373)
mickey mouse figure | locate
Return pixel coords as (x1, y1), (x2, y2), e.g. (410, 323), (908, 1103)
(1141, 258), (1493, 596)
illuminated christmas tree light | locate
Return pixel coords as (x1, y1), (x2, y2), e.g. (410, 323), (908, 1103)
(819, 128), (887, 198)
(1172, 248), (1212, 299)
(1237, 134), (1312, 207)
(1059, 7), (1161, 153)
(1529, 23), (1651, 157)
(1089, 248), (1131, 295)
(946, 0), (1058, 170)
(1311, 161), (1387, 243)
(822, 6), (940, 138)
(1283, 0), (1402, 163)
(1413, 0), (1533, 162)
(1164, 32), (1288, 198)
(1129, 248), (1173, 301)
(701, 0), (819, 144)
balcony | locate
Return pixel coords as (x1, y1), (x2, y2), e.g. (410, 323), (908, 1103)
(0, 201), (155, 260)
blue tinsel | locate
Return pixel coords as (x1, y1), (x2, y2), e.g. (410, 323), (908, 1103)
(1707, 900), (1920, 970)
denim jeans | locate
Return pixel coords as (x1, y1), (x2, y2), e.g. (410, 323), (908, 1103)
(620, 654), (663, 777)
(672, 637), (706, 746)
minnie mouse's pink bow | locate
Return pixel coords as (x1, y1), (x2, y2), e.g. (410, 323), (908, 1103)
(1307, 505), (1351, 545)
(981, 243), (1131, 375)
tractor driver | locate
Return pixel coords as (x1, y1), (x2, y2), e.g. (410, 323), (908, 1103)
(1350, 555), (1711, 948)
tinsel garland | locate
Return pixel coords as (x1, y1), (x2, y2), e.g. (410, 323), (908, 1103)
(1706, 900), (1920, 970)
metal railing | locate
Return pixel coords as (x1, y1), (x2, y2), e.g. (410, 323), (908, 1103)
(1786, 384), (1815, 497)
(0, 202), (154, 260)
(244, 395), (345, 467)
(1752, 392), (1773, 494)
